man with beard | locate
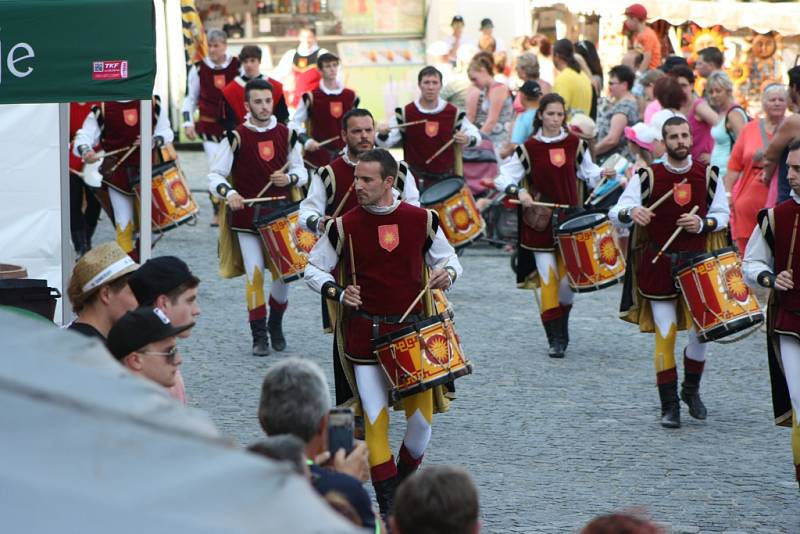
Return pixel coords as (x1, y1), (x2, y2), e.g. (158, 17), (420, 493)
(304, 148), (462, 517)
(299, 108), (419, 408)
(610, 116), (729, 428)
(377, 66), (480, 190)
(208, 79), (307, 356)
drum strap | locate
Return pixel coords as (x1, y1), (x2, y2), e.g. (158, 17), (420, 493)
(647, 243), (704, 269)
(353, 310), (424, 325)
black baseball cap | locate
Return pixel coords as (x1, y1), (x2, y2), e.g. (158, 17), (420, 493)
(480, 18), (493, 29)
(520, 80), (543, 98)
(129, 256), (199, 306)
(107, 306), (194, 360)
(451, 15), (464, 25)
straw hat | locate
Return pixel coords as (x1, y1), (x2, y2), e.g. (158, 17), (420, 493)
(568, 113), (596, 140)
(71, 242), (138, 296)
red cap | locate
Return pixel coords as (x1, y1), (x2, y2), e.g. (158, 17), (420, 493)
(625, 3), (647, 20)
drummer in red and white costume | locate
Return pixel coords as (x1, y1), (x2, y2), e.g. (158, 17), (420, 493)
(304, 148), (461, 516)
(207, 79), (308, 357)
(75, 98), (174, 261)
(220, 45), (289, 130)
(69, 101), (101, 257)
(273, 26), (329, 109)
(743, 139), (800, 486)
(299, 108), (420, 236)
(610, 116), (729, 429)
(289, 52), (359, 168)
(494, 93), (608, 359)
(182, 30), (240, 226)
(376, 66), (480, 190)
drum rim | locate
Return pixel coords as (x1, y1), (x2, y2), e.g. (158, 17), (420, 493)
(254, 201), (302, 224)
(420, 176), (466, 205)
(371, 313), (448, 346)
(673, 246), (737, 276)
(569, 273), (624, 293)
(389, 363), (473, 401)
(556, 211), (608, 234)
(698, 312), (764, 342)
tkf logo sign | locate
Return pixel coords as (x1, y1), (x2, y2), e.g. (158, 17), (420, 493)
(0, 32), (35, 85)
(92, 60), (128, 81)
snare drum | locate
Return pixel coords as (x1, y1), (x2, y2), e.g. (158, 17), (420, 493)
(372, 313), (472, 401)
(420, 177), (485, 249)
(256, 202), (319, 283)
(133, 162), (199, 232)
(674, 247), (764, 342)
(556, 212), (626, 292)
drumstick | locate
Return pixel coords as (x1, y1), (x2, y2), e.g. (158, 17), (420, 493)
(253, 162), (291, 198)
(585, 174), (611, 203)
(425, 138), (456, 165)
(387, 119), (428, 130)
(108, 144), (139, 174)
(99, 145), (135, 158)
(399, 281), (432, 323)
(331, 182), (356, 218)
(648, 178), (688, 211)
(241, 196), (288, 204)
(651, 205), (700, 264)
(348, 234), (357, 287)
(317, 135), (341, 148)
(507, 199), (569, 209)
(787, 213), (799, 273)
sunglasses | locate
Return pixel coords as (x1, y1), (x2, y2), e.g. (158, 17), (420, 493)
(139, 345), (179, 364)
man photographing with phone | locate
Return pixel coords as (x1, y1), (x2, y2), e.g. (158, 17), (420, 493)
(257, 358), (377, 529)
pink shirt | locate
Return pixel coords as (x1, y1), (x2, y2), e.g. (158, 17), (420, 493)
(688, 98), (713, 161)
(644, 100), (661, 125)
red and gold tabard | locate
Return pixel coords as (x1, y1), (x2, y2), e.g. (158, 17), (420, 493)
(221, 76), (284, 126)
(637, 161), (710, 298)
(196, 58), (240, 139)
(69, 101), (97, 174)
(320, 157), (360, 216)
(289, 49), (322, 108)
(229, 123), (292, 232)
(518, 134), (580, 250)
(337, 203), (433, 362)
(769, 198), (800, 335)
(304, 87), (357, 167)
(98, 100), (159, 194)
(401, 102), (459, 176)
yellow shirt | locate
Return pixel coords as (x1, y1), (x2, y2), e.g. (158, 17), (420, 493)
(553, 68), (593, 118)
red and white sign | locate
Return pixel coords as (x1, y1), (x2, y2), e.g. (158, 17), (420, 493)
(92, 60), (129, 81)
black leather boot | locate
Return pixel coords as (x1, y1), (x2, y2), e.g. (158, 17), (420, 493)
(396, 445), (422, 485)
(267, 304), (287, 351)
(71, 230), (89, 257)
(681, 372), (707, 420)
(658, 382), (681, 428)
(373, 475), (399, 518)
(543, 319), (565, 358)
(560, 305), (572, 350)
(249, 319), (270, 356)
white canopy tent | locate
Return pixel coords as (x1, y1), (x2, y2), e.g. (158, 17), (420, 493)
(0, 308), (361, 533)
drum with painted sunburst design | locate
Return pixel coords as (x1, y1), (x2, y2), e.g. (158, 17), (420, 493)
(372, 313), (472, 401)
(420, 177), (485, 249)
(256, 202), (319, 283)
(673, 247), (764, 342)
(555, 211), (626, 292)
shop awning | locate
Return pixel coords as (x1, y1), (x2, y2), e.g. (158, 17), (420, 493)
(529, 0), (800, 36)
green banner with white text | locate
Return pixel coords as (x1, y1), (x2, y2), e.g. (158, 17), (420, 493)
(0, 0), (155, 104)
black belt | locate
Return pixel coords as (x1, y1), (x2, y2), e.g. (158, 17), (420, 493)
(353, 310), (424, 340)
(647, 242), (703, 267)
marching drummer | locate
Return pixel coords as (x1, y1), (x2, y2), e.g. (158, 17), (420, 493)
(207, 79), (308, 356)
(609, 116), (729, 429)
(376, 66), (480, 190)
(289, 52), (360, 168)
(220, 45), (289, 131)
(304, 148), (462, 518)
(494, 93), (609, 359)
(299, 107), (420, 409)
(743, 139), (800, 487)
(75, 97), (175, 261)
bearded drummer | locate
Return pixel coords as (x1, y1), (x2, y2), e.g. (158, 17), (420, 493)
(376, 66), (480, 190)
(304, 148), (461, 517)
(743, 139), (800, 487)
(75, 97), (175, 261)
(494, 93), (608, 359)
(609, 116), (729, 429)
(208, 79), (308, 356)
(289, 53), (360, 168)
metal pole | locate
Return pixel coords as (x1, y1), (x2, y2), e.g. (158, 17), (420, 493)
(140, 100), (153, 261)
(58, 102), (72, 325)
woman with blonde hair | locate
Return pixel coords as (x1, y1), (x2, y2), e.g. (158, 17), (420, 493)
(466, 51), (513, 149)
(708, 70), (748, 180)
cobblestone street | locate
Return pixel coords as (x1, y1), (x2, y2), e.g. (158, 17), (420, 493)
(94, 150), (799, 533)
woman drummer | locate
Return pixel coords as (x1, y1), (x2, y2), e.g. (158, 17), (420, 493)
(494, 93), (613, 358)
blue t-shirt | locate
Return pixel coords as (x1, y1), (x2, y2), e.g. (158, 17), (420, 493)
(511, 108), (537, 144)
